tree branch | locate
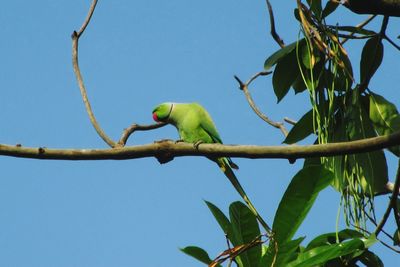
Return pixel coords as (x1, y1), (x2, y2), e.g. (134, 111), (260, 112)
(383, 34), (400, 51)
(375, 160), (400, 236)
(343, 0), (400, 17)
(340, 15), (376, 45)
(234, 74), (289, 137)
(2, 130), (400, 160)
(71, 0), (117, 148)
(117, 122), (167, 147)
(265, 0), (284, 48)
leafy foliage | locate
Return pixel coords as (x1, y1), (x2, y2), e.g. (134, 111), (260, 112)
(184, 1), (399, 266)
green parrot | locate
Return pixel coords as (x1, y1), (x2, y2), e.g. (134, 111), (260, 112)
(152, 102), (270, 232)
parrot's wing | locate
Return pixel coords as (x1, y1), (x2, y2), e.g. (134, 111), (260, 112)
(193, 104), (239, 170)
(199, 112), (223, 144)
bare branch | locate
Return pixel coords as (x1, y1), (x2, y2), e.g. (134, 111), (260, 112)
(392, 164), (400, 232)
(234, 74), (289, 137)
(117, 122), (167, 147)
(340, 15), (376, 45)
(353, 224), (400, 253)
(375, 160), (400, 236)
(76, 0), (98, 37)
(364, 212), (395, 241)
(71, 0), (117, 148)
(284, 117), (297, 125)
(1, 130), (400, 161)
(265, 0), (285, 48)
(384, 35), (400, 51)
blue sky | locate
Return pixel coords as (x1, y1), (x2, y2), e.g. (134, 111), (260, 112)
(0, 1), (399, 266)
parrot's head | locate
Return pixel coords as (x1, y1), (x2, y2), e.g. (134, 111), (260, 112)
(152, 103), (173, 122)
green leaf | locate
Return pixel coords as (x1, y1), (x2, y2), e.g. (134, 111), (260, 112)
(294, 8), (301, 22)
(272, 166), (334, 244)
(360, 35), (384, 84)
(260, 237), (305, 267)
(286, 239), (365, 267)
(204, 200), (232, 236)
(229, 201), (262, 267)
(306, 229), (364, 250)
(306, 0), (322, 18)
(284, 110), (314, 144)
(180, 246), (214, 265)
(324, 66), (352, 92)
(272, 49), (300, 102)
(358, 250), (384, 267)
(264, 39), (304, 70)
(346, 97), (389, 194)
(300, 43), (321, 70)
(369, 91), (400, 156)
(292, 74), (307, 94)
(322, 1), (339, 18)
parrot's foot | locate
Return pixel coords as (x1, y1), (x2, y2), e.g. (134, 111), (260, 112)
(175, 139), (185, 144)
(193, 140), (204, 149)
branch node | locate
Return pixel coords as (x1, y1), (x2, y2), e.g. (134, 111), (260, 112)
(71, 30), (78, 39)
(234, 75), (245, 90)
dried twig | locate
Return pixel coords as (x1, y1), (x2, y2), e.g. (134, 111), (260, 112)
(375, 160), (400, 236)
(392, 166), (400, 232)
(210, 233), (266, 267)
(284, 117), (297, 125)
(265, 0), (284, 48)
(340, 15), (376, 45)
(76, 0), (98, 37)
(353, 224), (400, 253)
(383, 35), (400, 51)
(234, 73), (289, 137)
(117, 122), (167, 147)
(364, 211), (394, 241)
(71, 0), (116, 147)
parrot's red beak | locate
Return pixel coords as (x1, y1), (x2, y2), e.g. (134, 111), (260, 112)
(152, 112), (159, 122)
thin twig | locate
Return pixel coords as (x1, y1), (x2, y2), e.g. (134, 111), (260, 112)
(284, 117), (297, 125)
(375, 160), (400, 236)
(379, 16), (390, 36)
(336, 33), (372, 40)
(341, 15), (376, 45)
(117, 122), (167, 147)
(392, 162), (400, 232)
(265, 0), (284, 48)
(76, 0), (98, 37)
(71, 0), (116, 148)
(234, 74), (289, 137)
(353, 224), (400, 253)
(384, 35), (400, 51)
(364, 211), (394, 241)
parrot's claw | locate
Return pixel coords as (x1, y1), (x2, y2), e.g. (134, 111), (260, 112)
(193, 140), (204, 149)
(175, 139), (185, 144)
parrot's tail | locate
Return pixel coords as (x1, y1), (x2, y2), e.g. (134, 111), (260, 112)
(217, 158), (271, 233)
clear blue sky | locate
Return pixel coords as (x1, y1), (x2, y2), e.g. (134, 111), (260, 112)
(0, 1), (399, 266)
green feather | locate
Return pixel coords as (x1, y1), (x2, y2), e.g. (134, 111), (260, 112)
(152, 102), (270, 232)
